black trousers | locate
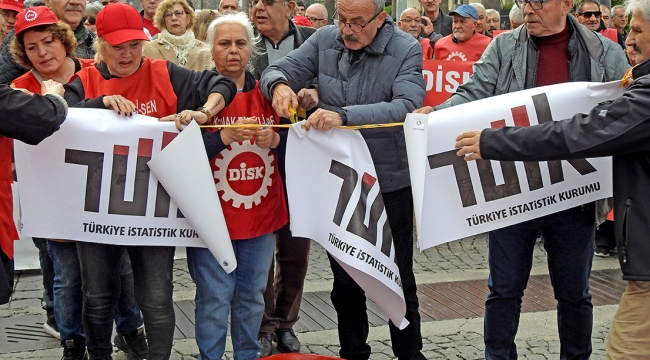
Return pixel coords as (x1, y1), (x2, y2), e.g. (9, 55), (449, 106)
(0, 249), (13, 304)
(328, 186), (424, 360)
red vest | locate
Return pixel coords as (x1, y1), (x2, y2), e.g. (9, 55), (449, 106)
(74, 58), (177, 118)
(0, 136), (17, 259)
(420, 37), (434, 60)
(12, 59), (95, 94)
(600, 28), (618, 44)
(434, 33), (491, 62)
(207, 82), (288, 240)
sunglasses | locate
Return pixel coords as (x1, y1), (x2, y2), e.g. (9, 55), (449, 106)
(578, 11), (602, 18)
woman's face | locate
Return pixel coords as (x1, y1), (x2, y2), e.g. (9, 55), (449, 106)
(23, 29), (68, 77)
(164, 4), (189, 36)
(102, 40), (142, 78)
(211, 23), (251, 80)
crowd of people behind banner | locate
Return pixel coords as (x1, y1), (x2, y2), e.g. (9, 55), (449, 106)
(0, 0), (647, 359)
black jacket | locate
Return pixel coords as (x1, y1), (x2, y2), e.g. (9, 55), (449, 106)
(480, 58), (650, 280)
(250, 22), (316, 80)
(0, 85), (67, 144)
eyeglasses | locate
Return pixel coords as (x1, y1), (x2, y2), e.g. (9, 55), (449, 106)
(306, 16), (324, 23)
(514, 0), (551, 10)
(578, 11), (602, 18)
(249, 0), (285, 7)
(336, 10), (382, 33)
(164, 10), (186, 18)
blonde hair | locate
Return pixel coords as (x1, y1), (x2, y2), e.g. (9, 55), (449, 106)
(93, 37), (146, 63)
(11, 22), (77, 69)
(153, 0), (196, 33)
(192, 9), (219, 41)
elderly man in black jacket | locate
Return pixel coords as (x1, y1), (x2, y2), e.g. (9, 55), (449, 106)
(248, 0), (316, 356)
(455, 1), (650, 359)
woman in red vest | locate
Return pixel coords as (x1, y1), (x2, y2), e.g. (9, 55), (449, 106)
(63, 3), (237, 360)
(10, 7), (150, 359)
(182, 12), (289, 360)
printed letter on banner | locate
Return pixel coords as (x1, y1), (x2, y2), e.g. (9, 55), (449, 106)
(422, 60), (474, 107)
(286, 127), (409, 329)
(406, 81), (624, 250)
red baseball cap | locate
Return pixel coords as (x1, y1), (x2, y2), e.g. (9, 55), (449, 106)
(96, 3), (148, 45)
(0, 0), (24, 13)
(14, 6), (58, 36)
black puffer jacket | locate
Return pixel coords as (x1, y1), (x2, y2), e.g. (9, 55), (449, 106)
(480, 58), (650, 281)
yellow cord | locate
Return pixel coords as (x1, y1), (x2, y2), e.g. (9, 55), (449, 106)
(199, 122), (405, 130)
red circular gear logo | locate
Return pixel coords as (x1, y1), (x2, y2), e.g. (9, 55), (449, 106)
(24, 9), (38, 22)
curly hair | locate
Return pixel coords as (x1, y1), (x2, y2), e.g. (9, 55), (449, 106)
(192, 9), (219, 41)
(153, 0), (196, 33)
(10, 21), (76, 69)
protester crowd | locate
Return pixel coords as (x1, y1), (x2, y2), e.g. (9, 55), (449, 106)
(0, 0), (646, 359)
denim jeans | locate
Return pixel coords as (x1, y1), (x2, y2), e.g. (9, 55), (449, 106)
(77, 242), (175, 360)
(484, 206), (595, 360)
(48, 241), (144, 348)
(328, 186), (425, 360)
(33, 237), (55, 323)
(187, 233), (275, 360)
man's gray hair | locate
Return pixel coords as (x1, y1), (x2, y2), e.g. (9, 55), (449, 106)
(469, 2), (486, 12)
(612, 4), (625, 13)
(486, 8), (499, 16)
(509, 5), (523, 23)
(625, 0), (650, 22)
(23, 0), (44, 7)
(373, 0), (384, 14)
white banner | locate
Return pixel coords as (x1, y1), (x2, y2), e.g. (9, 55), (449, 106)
(14, 109), (218, 249)
(406, 81), (624, 250)
(286, 124), (408, 329)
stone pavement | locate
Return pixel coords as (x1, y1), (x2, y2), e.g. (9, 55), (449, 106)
(0, 234), (622, 359)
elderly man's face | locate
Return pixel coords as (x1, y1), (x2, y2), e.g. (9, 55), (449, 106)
(612, 7), (627, 30)
(140, 0), (161, 20)
(577, 2), (601, 32)
(251, 0), (294, 37)
(600, 5), (610, 28)
(626, 11), (650, 64)
(486, 11), (500, 36)
(474, 7), (486, 34)
(218, 0), (239, 13)
(452, 14), (476, 42)
(45, 0), (86, 27)
(523, 0), (571, 37)
(337, 0), (386, 50)
(398, 8), (422, 38)
(305, 5), (327, 29)
(418, 0), (440, 16)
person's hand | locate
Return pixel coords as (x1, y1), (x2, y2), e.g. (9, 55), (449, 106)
(102, 95), (136, 116)
(455, 130), (484, 161)
(271, 83), (299, 118)
(220, 117), (258, 145)
(41, 79), (63, 97)
(255, 127), (280, 149)
(413, 106), (434, 114)
(159, 109), (211, 131)
(297, 88), (319, 111)
(305, 109), (343, 131)
(422, 16), (434, 36)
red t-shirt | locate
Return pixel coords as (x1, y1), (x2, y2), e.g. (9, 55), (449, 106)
(434, 33), (491, 62)
(207, 82), (288, 240)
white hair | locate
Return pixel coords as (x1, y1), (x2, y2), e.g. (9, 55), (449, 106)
(373, 0), (384, 13)
(625, 0), (650, 23)
(486, 8), (499, 16)
(509, 5), (523, 23)
(469, 2), (486, 12)
(206, 12), (261, 72)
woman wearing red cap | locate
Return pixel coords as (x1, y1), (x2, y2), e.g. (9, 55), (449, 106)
(0, 0), (23, 36)
(143, 0), (213, 71)
(63, 3), (236, 360)
(10, 7), (149, 360)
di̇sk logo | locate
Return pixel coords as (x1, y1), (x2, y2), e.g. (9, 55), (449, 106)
(212, 140), (274, 209)
(446, 51), (467, 61)
(24, 9), (38, 21)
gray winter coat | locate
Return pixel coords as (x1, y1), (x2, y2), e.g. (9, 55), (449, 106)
(436, 15), (628, 224)
(260, 17), (426, 192)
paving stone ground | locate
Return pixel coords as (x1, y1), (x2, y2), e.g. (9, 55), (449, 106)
(0, 234), (620, 359)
